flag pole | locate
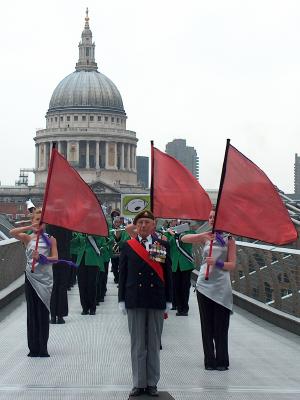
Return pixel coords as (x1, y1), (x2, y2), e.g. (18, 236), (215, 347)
(205, 138), (231, 280)
(31, 142), (57, 272)
(150, 141), (154, 213)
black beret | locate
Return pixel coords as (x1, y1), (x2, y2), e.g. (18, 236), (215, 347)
(133, 210), (155, 225)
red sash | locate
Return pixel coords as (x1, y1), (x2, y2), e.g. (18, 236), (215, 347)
(127, 239), (165, 283)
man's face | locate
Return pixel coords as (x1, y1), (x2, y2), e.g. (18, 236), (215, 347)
(136, 218), (155, 238)
(114, 219), (121, 228)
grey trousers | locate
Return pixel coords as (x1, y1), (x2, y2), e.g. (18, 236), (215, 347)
(127, 308), (164, 388)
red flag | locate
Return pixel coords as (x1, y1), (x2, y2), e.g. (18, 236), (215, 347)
(214, 141), (297, 245)
(41, 148), (108, 236)
(151, 144), (212, 220)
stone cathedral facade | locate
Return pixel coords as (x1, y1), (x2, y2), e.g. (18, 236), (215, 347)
(34, 9), (138, 189)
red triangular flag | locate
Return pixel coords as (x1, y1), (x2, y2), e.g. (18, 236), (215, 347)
(41, 148), (108, 236)
(151, 144), (212, 220)
(214, 143), (297, 245)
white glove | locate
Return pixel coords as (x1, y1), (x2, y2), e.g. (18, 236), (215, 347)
(165, 302), (172, 313)
(118, 302), (127, 315)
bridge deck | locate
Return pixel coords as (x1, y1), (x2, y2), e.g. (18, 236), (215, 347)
(0, 273), (299, 400)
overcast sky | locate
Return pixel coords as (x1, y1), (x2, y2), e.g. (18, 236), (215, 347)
(0, 0), (299, 192)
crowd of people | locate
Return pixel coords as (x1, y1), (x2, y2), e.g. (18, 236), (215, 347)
(9, 200), (236, 398)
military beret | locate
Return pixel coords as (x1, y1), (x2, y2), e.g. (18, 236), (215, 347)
(133, 210), (155, 225)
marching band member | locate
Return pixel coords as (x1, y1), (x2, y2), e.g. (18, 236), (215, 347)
(72, 233), (104, 315)
(165, 220), (197, 316)
(181, 209), (236, 371)
(110, 216), (130, 284)
(10, 208), (58, 357)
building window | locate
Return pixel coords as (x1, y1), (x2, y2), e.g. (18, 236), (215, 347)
(98, 116), (101, 121)
(86, 48), (90, 56)
(117, 118), (119, 123)
(82, 116), (86, 121)
(105, 116), (108, 122)
(74, 116), (78, 121)
(111, 117), (114, 123)
(55, 117), (57, 122)
(90, 116), (94, 121)
(51, 118), (53, 122)
(67, 116), (70, 121)
(60, 116), (63, 121)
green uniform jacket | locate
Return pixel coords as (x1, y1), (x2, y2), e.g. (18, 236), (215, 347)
(70, 233), (105, 271)
(102, 236), (113, 263)
(109, 228), (131, 257)
(164, 230), (196, 272)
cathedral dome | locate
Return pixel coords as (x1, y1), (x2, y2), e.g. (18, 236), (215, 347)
(48, 70), (125, 114)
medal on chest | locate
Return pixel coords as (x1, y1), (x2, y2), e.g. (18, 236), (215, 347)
(149, 241), (167, 263)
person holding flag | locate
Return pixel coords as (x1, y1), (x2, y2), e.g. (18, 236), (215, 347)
(181, 209), (236, 371)
(118, 210), (172, 397)
(10, 208), (58, 357)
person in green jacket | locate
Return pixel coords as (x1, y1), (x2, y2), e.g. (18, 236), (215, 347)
(165, 220), (196, 316)
(96, 235), (112, 303)
(110, 217), (131, 284)
(72, 233), (104, 315)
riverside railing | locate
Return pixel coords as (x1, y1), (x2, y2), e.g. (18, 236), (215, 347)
(192, 241), (300, 319)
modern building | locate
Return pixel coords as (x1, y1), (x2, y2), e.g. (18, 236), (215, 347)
(136, 156), (149, 188)
(294, 153), (300, 197)
(165, 139), (199, 179)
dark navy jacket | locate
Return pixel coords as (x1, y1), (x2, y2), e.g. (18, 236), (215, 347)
(118, 236), (173, 309)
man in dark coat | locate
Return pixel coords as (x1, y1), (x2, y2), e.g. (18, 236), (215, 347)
(118, 210), (172, 397)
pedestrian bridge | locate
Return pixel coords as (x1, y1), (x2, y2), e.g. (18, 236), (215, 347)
(0, 265), (299, 400)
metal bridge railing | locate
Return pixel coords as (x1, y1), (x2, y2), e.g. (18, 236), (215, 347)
(192, 241), (300, 318)
(0, 239), (26, 291)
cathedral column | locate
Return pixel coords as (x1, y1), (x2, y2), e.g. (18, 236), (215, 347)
(76, 141), (80, 165)
(132, 146), (136, 171)
(105, 142), (109, 169)
(67, 141), (70, 161)
(49, 142), (52, 166)
(35, 144), (39, 170)
(114, 142), (117, 169)
(86, 141), (90, 168)
(131, 145), (134, 170)
(95, 141), (100, 169)
(127, 144), (131, 170)
(42, 143), (46, 170)
(121, 143), (125, 170)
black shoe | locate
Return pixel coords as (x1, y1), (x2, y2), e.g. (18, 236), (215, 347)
(57, 317), (65, 324)
(129, 387), (144, 397)
(50, 317), (56, 324)
(176, 312), (188, 316)
(81, 310), (89, 315)
(96, 302), (100, 306)
(39, 352), (50, 357)
(89, 310), (96, 315)
(27, 352), (39, 357)
(216, 366), (228, 371)
(147, 386), (159, 396)
(100, 298), (104, 302)
(205, 366), (215, 370)
(170, 306), (177, 310)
